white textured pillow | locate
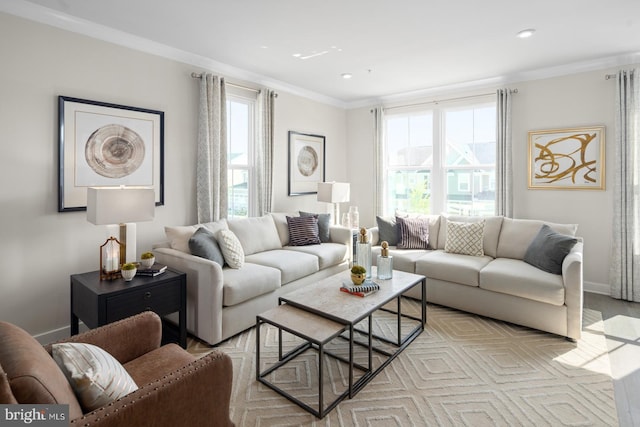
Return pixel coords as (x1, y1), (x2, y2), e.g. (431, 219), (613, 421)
(52, 343), (138, 412)
(444, 220), (485, 256)
(217, 229), (245, 268)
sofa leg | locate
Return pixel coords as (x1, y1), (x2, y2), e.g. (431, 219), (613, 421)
(566, 337), (577, 343)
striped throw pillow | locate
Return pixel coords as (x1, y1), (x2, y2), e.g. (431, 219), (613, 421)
(396, 216), (429, 249)
(286, 216), (321, 246)
(444, 220), (485, 256)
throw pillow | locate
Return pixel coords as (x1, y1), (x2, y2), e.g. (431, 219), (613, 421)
(376, 216), (398, 246)
(445, 220), (485, 256)
(300, 211), (332, 242)
(188, 227), (224, 266)
(396, 216), (429, 249)
(216, 229), (245, 269)
(52, 343), (138, 413)
(164, 225), (198, 253)
(286, 216), (321, 246)
(524, 224), (578, 275)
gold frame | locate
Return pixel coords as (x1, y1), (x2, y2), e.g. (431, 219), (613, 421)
(528, 126), (605, 190)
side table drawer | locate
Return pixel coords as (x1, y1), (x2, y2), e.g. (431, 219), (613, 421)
(106, 283), (181, 323)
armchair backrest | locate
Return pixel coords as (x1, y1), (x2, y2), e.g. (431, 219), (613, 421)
(0, 321), (83, 419)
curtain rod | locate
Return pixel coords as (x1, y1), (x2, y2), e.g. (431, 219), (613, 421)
(605, 74), (616, 80)
(191, 72), (278, 97)
(380, 89), (517, 112)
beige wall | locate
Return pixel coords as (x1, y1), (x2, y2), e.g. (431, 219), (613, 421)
(0, 13), (347, 338)
(347, 69), (624, 292)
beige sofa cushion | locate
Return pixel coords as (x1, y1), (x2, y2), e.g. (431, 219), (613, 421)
(228, 215), (282, 256)
(285, 243), (347, 269)
(373, 246), (431, 274)
(223, 263), (281, 306)
(164, 219), (228, 254)
(415, 251), (493, 287)
(496, 218), (578, 260)
(269, 212), (298, 246)
(437, 215), (503, 258)
(479, 258), (565, 305)
(245, 250), (319, 284)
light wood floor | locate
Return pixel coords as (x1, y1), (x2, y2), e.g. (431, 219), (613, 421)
(584, 292), (640, 427)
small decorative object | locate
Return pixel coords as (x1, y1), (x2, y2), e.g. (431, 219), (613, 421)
(341, 212), (351, 228)
(99, 236), (123, 280)
(140, 251), (155, 269)
(377, 241), (394, 280)
(350, 265), (367, 285)
(356, 227), (372, 279)
(121, 263), (137, 281)
(349, 206), (359, 230)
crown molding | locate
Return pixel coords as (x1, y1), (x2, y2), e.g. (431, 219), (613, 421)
(0, 0), (347, 109)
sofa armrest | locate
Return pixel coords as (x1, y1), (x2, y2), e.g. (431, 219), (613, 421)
(71, 350), (234, 427)
(329, 225), (352, 246)
(153, 247), (225, 345)
(562, 239), (584, 340)
(369, 227), (380, 246)
(45, 312), (162, 364)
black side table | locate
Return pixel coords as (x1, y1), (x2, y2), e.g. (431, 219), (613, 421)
(70, 268), (187, 348)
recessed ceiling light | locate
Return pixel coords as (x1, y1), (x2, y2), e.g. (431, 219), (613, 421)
(341, 73), (353, 79)
(516, 29), (536, 38)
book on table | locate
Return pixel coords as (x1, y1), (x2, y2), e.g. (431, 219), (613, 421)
(136, 263), (168, 277)
(340, 280), (380, 297)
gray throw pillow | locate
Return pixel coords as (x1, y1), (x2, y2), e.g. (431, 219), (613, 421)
(376, 216), (398, 246)
(188, 227), (225, 266)
(523, 224), (578, 275)
(300, 211), (331, 242)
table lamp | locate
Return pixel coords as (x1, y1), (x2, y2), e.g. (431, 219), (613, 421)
(87, 186), (155, 279)
(317, 182), (350, 225)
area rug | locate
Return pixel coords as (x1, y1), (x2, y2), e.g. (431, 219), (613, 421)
(188, 302), (617, 426)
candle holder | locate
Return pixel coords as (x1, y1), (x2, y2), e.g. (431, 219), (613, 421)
(99, 236), (124, 280)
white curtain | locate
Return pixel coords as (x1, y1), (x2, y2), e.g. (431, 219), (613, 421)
(610, 68), (640, 302)
(496, 88), (513, 218)
(256, 89), (275, 216)
(373, 107), (385, 216)
(196, 74), (227, 223)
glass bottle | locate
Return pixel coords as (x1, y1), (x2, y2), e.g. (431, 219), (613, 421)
(377, 241), (393, 280)
(356, 227), (371, 279)
(349, 206), (359, 230)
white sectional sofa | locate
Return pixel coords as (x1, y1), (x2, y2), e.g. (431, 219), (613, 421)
(153, 213), (351, 345)
(371, 214), (583, 340)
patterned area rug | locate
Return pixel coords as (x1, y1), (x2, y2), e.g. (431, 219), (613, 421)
(188, 302), (617, 426)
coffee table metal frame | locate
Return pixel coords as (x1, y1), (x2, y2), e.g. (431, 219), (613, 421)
(255, 269), (426, 418)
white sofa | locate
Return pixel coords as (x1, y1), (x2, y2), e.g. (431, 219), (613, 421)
(153, 213), (351, 345)
(370, 215), (583, 340)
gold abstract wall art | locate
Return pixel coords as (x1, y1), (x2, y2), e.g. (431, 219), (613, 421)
(528, 126), (605, 190)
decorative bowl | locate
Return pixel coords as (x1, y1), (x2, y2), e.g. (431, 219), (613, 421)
(140, 257), (155, 269)
(121, 268), (137, 281)
(351, 273), (366, 285)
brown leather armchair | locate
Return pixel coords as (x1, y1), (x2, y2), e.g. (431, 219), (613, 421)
(0, 311), (234, 426)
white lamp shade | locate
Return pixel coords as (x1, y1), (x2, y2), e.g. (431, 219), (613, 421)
(87, 187), (155, 225)
(317, 182), (350, 203)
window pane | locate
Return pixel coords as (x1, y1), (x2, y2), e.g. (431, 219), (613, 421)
(386, 113), (432, 167)
(385, 170), (431, 216)
(227, 100), (249, 166)
(228, 168), (248, 218)
(445, 168), (495, 216)
(445, 106), (496, 167)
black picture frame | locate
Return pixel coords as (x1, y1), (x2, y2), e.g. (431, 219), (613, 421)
(58, 96), (165, 212)
(288, 131), (326, 196)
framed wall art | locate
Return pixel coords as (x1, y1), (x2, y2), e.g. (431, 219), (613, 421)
(528, 126), (605, 190)
(58, 96), (164, 211)
(288, 131), (325, 196)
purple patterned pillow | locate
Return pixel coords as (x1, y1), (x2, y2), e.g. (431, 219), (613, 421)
(286, 216), (321, 246)
(396, 216), (429, 249)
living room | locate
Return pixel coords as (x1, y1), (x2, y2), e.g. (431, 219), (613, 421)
(1, 1), (639, 425)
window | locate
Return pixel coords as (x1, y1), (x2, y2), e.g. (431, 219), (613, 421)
(382, 98), (496, 217)
(226, 91), (256, 218)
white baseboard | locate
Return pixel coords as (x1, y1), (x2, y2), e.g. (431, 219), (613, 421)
(584, 281), (610, 296)
(34, 323), (88, 345)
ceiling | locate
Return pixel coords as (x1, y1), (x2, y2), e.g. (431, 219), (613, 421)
(6, 0), (640, 106)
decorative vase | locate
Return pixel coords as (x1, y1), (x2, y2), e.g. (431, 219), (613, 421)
(140, 257), (155, 269)
(351, 273), (366, 285)
(356, 228), (371, 279)
(349, 206), (359, 230)
(121, 268), (137, 281)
